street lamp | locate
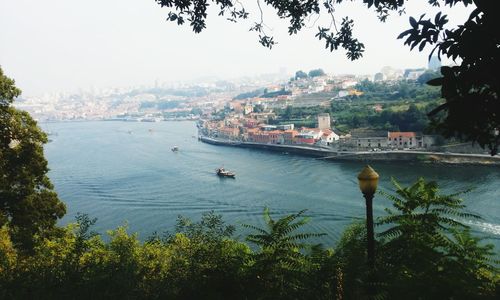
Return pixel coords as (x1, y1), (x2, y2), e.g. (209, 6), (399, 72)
(357, 165), (379, 271)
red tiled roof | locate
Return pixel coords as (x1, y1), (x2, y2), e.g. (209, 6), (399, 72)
(389, 132), (416, 138)
(267, 130), (282, 134)
(322, 129), (333, 135)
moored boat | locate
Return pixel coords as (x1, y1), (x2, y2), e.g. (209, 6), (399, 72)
(216, 167), (235, 178)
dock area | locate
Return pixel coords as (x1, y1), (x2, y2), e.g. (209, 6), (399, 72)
(200, 136), (500, 165)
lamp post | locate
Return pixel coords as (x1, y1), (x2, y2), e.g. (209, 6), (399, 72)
(357, 165), (379, 272)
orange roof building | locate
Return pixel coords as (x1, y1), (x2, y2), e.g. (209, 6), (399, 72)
(388, 132), (416, 139)
(388, 131), (419, 148)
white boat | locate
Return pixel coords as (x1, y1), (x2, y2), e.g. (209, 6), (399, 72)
(171, 146), (179, 152)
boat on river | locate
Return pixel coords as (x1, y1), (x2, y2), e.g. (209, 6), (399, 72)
(216, 167), (235, 178)
(171, 146), (179, 152)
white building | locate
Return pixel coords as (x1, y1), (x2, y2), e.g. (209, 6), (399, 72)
(277, 124), (294, 130)
(320, 129), (340, 145)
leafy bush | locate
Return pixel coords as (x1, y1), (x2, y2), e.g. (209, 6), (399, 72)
(377, 178), (499, 299)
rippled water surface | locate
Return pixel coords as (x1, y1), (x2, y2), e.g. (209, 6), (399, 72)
(42, 121), (500, 247)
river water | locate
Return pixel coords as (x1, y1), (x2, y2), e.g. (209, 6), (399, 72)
(42, 121), (500, 247)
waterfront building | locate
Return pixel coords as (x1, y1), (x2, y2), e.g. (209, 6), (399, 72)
(268, 130), (283, 144)
(217, 126), (240, 140)
(320, 128), (340, 145)
(243, 127), (257, 141)
(349, 130), (388, 149)
(242, 118), (259, 128)
(295, 128), (323, 145)
(388, 131), (419, 149)
(247, 130), (280, 144)
(282, 130), (298, 144)
(261, 125), (278, 131)
(317, 113), (331, 130)
(295, 133), (317, 144)
(276, 124), (294, 130)
(354, 136), (388, 149)
(247, 130), (268, 143)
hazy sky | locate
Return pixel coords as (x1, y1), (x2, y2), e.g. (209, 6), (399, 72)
(0, 0), (472, 96)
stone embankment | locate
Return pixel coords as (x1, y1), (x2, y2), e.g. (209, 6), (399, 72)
(199, 136), (500, 166)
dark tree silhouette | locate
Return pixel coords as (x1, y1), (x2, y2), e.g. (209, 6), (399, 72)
(308, 68), (326, 77)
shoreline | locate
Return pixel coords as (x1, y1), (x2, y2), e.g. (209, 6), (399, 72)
(38, 119), (198, 123)
(200, 136), (500, 166)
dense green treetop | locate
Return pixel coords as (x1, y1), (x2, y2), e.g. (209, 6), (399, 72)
(0, 67), (66, 251)
(0, 68), (20, 107)
(308, 69), (326, 77)
(295, 70), (308, 80)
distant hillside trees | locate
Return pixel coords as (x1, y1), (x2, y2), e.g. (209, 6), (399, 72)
(308, 69), (326, 77)
(354, 79), (440, 101)
(190, 107), (203, 115)
(140, 100), (182, 110)
(234, 88), (290, 100)
(233, 89), (265, 100)
(262, 89), (291, 98)
(417, 70), (441, 85)
(331, 102), (431, 132)
(295, 70), (308, 80)
(253, 104), (264, 113)
(275, 80), (441, 132)
(376, 104), (429, 132)
(294, 69), (326, 80)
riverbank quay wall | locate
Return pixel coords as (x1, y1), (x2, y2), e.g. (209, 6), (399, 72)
(200, 136), (334, 157)
(320, 151), (500, 165)
(199, 136), (500, 165)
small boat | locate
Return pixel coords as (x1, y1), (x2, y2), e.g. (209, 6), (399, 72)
(171, 146), (179, 152)
(216, 167), (235, 178)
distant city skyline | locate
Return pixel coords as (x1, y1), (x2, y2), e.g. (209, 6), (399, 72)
(0, 0), (472, 96)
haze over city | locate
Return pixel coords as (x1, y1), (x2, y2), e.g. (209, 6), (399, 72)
(1, 0), (471, 96)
